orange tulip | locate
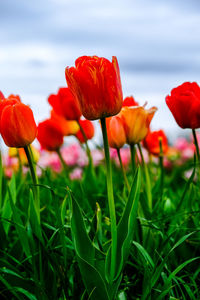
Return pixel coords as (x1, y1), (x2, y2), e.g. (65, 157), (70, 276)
(50, 110), (79, 136)
(106, 116), (126, 149)
(120, 105), (157, 145)
(48, 87), (81, 120)
(143, 130), (168, 156)
(76, 119), (95, 143)
(37, 119), (64, 151)
(1, 102), (37, 148)
(65, 56), (123, 120)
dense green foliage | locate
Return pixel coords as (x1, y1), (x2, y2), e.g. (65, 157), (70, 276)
(0, 150), (200, 299)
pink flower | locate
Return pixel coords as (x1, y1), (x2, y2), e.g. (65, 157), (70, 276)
(69, 168), (83, 180)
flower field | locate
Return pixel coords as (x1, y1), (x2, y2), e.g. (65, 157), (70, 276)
(0, 56), (200, 299)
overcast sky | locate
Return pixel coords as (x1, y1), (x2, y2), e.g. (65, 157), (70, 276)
(1, 0), (200, 138)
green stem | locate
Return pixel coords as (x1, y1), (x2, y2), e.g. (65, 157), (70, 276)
(137, 143), (152, 212)
(17, 149), (22, 175)
(159, 138), (164, 201)
(192, 129), (200, 163)
(24, 145), (40, 223)
(56, 148), (68, 172)
(100, 118), (117, 281)
(77, 120), (93, 166)
(117, 148), (130, 192)
(130, 144), (136, 175)
(192, 129), (200, 182)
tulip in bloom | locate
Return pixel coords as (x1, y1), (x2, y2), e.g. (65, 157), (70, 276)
(48, 87), (81, 120)
(37, 119), (64, 151)
(120, 105), (157, 145)
(76, 119), (95, 143)
(65, 56), (123, 120)
(122, 96), (139, 107)
(106, 116), (126, 149)
(143, 130), (168, 156)
(1, 102), (37, 148)
(166, 82), (200, 129)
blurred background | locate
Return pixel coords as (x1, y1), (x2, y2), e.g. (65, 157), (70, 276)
(1, 0), (200, 142)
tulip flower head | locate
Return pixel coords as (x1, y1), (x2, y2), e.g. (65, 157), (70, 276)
(0, 99), (37, 148)
(143, 130), (168, 156)
(166, 82), (200, 129)
(37, 119), (64, 151)
(120, 105), (157, 145)
(48, 87), (81, 120)
(106, 115), (126, 149)
(65, 55), (123, 120)
(76, 119), (95, 143)
(122, 96), (139, 107)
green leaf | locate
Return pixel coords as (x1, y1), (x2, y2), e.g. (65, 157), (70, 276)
(143, 231), (197, 299)
(1, 175), (17, 234)
(68, 189), (110, 299)
(28, 190), (43, 243)
(8, 183), (31, 258)
(157, 257), (200, 300)
(105, 168), (141, 281)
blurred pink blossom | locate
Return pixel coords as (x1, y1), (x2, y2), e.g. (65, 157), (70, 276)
(38, 151), (62, 173)
(69, 167), (83, 180)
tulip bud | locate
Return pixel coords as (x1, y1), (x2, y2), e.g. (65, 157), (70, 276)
(106, 116), (126, 149)
(37, 119), (64, 151)
(1, 102), (37, 148)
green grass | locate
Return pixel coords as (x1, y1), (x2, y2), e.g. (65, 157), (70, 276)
(0, 149), (199, 299)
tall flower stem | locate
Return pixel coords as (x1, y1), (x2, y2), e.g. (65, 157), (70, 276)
(100, 117), (117, 281)
(137, 143), (152, 212)
(130, 144), (136, 175)
(192, 129), (200, 181)
(77, 120), (93, 166)
(192, 129), (200, 163)
(56, 148), (68, 172)
(159, 138), (164, 200)
(117, 148), (130, 192)
(24, 145), (40, 223)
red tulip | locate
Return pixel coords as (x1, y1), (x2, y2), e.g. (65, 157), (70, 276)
(1, 102), (37, 148)
(37, 119), (64, 151)
(48, 87), (81, 120)
(166, 82), (200, 129)
(76, 119), (95, 143)
(143, 130), (168, 156)
(0, 95), (21, 131)
(106, 116), (126, 149)
(122, 96), (139, 107)
(65, 56), (123, 120)
(0, 91), (5, 99)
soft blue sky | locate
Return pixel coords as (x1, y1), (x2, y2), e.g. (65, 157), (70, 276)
(1, 0), (200, 138)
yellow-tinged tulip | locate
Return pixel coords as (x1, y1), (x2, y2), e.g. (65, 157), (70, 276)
(120, 105), (157, 145)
